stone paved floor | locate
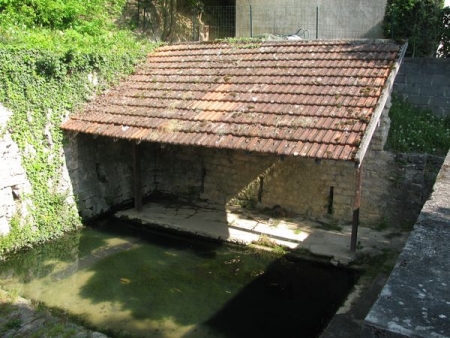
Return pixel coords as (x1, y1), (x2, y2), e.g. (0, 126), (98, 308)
(117, 201), (409, 265)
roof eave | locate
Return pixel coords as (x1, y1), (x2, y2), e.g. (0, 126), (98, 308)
(353, 41), (408, 167)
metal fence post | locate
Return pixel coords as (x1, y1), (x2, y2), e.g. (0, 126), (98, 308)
(316, 6), (319, 39)
(192, 12), (196, 41)
(137, 0), (140, 27)
(250, 5), (253, 37)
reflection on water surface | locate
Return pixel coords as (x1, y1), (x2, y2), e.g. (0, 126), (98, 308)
(0, 217), (359, 338)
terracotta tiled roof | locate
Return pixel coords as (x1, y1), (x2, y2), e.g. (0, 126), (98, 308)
(61, 40), (406, 162)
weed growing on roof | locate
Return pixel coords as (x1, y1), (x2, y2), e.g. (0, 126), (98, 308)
(386, 97), (450, 155)
(0, 1), (157, 256)
(218, 37), (263, 49)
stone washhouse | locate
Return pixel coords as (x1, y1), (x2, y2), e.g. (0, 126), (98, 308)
(61, 39), (407, 251)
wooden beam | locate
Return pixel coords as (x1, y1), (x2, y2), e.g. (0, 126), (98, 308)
(351, 165), (363, 252)
(133, 142), (142, 211)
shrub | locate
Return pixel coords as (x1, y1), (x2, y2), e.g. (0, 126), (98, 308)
(0, 0), (126, 32)
(438, 6), (450, 58)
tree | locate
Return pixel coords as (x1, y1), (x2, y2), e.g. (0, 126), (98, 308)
(383, 0), (445, 57)
(132, 0), (204, 42)
(438, 6), (450, 57)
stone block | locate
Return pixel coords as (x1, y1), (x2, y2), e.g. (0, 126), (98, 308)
(400, 58), (424, 76)
(424, 60), (447, 75)
(0, 216), (10, 235)
(431, 74), (450, 87)
(431, 96), (450, 109)
(393, 73), (406, 84)
(405, 95), (430, 107)
(420, 85), (442, 97)
(443, 86), (450, 98)
(363, 223), (450, 338)
(0, 201), (15, 220)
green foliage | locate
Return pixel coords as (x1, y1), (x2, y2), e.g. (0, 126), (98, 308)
(383, 0), (445, 57)
(386, 97), (450, 155)
(438, 7), (450, 57)
(0, 0), (126, 32)
(0, 1), (157, 256)
(3, 318), (22, 331)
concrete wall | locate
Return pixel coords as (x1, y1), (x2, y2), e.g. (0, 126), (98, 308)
(236, 0), (387, 39)
(393, 58), (450, 118)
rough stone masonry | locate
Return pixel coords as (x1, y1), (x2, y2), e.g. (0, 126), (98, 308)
(0, 104), (31, 236)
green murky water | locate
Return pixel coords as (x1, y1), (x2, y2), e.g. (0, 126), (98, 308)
(0, 218), (359, 338)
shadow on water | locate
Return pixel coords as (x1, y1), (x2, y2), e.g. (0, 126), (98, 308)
(183, 256), (359, 338)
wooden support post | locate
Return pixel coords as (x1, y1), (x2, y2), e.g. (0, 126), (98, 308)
(133, 142), (142, 211)
(351, 164), (363, 252)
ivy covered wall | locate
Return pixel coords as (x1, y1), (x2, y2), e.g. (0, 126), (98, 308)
(0, 42), (155, 257)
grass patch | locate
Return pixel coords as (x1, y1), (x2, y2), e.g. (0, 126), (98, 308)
(3, 318), (22, 331)
(0, 288), (21, 303)
(253, 235), (286, 255)
(370, 216), (390, 231)
(384, 231), (405, 240)
(317, 223), (343, 232)
(386, 97), (450, 155)
(352, 249), (397, 278)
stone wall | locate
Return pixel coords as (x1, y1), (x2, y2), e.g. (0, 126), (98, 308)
(142, 145), (356, 222)
(393, 58), (450, 117)
(236, 0), (386, 39)
(0, 105), (31, 235)
(64, 132), (356, 222)
(63, 133), (135, 219)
